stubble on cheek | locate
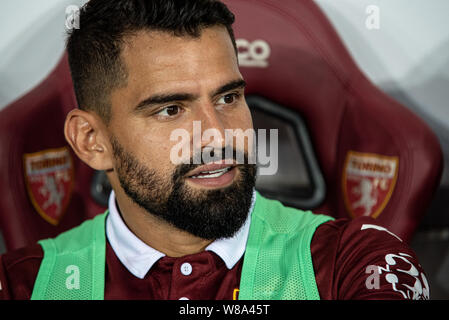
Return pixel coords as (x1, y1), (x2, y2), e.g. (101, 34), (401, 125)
(110, 135), (174, 205)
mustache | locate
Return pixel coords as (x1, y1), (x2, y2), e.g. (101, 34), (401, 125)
(173, 146), (252, 179)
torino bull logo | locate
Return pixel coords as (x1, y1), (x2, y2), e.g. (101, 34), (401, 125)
(23, 147), (74, 225)
(343, 151), (399, 218)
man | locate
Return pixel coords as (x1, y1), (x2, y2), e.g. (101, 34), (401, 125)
(0, 0), (429, 300)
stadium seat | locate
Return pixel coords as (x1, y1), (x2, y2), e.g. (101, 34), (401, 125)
(0, 0), (443, 250)
(0, 54), (107, 251)
(224, 0), (443, 243)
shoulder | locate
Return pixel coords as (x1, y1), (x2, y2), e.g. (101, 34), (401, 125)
(0, 214), (106, 300)
(311, 216), (429, 300)
(314, 216), (405, 250)
(255, 194), (333, 232)
(0, 244), (43, 300)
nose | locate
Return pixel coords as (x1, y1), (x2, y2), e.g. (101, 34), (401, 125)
(194, 103), (226, 150)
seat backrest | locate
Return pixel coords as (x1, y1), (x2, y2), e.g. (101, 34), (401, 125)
(0, 54), (107, 251)
(0, 0), (443, 249)
(224, 0), (443, 243)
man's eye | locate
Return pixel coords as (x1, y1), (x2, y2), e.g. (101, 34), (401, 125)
(156, 105), (181, 117)
(218, 93), (240, 105)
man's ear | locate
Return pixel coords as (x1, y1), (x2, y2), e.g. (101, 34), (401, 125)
(64, 109), (114, 171)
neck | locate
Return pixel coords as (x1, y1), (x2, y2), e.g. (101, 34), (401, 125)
(114, 190), (213, 257)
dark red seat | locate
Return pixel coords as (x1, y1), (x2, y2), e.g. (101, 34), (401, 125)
(225, 0), (443, 243)
(0, 0), (443, 250)
(0, 54), (107, 251)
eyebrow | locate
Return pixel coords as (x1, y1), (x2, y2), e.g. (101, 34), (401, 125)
(133, 79), (246, 112)
(134, 93), (196, 112)
(211, 79), (246, 98)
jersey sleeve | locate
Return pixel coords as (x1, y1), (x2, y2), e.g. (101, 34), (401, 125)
(0, 244), (44, 300)
(311, 216), (430, 300)
(0, 255), (9, 300)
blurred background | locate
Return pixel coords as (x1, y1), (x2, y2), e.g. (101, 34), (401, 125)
(0, 0), (448, 299)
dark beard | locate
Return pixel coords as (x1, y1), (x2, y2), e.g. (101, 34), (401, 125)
(110, 136), (257, 240)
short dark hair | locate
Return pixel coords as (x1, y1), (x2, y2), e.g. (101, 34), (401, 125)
(66, 0), (236, 123)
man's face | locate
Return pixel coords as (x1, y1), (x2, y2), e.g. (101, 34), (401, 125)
(106, 26), (257, 240)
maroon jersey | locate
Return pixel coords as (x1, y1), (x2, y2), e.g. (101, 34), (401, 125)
(0, 216), (429, 300)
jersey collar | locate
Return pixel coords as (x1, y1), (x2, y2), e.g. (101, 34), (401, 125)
(106, 189), (256, 279)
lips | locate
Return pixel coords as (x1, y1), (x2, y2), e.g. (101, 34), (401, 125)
(186, 162), (236, 179)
